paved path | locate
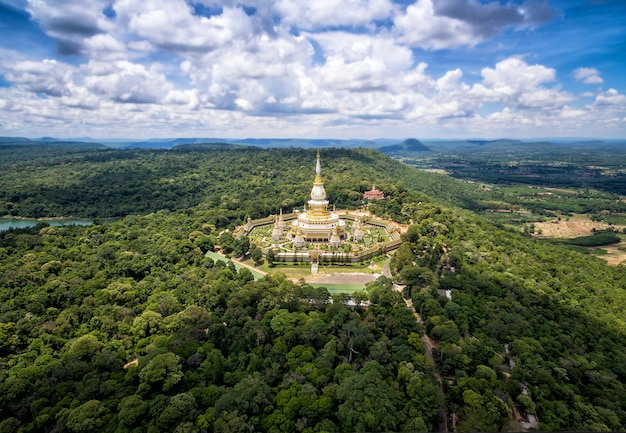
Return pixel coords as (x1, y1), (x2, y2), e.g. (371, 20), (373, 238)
(382, 256), (392, 278)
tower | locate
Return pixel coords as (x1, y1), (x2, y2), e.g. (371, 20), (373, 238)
(290, 151), (346, 243)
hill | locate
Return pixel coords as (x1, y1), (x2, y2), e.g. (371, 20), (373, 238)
(0, 136), (32, 143)
(227, 138), (380, 149)
(0, 146), (468, 219)
(379, 138), (430, 154)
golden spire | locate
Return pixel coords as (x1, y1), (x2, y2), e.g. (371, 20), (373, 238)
(314, 149), (323, 184)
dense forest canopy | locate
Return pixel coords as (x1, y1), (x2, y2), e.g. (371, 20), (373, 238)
(0, 143), (625, 432)
(0, 142), (514, 221)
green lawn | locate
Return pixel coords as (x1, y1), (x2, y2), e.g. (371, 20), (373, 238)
(308, 283), (367, 294)
(206, 250), (385, 293)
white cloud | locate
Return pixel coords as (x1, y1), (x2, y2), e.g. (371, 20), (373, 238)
(395, 0), (481, 49)
(26, 0), (114, 55)
(163, 89), (199, 109)
(394, 0), (556, 50)
(177, 27), (315, 113)
(60, 83), (101, 109)
(307, 32), (413, 94)
(595, 89), (626, 106)
(436, 69), (466, 93)
(574, 67), (604, 84)
(469, 58), (573, 109)
(83, 34), (127, 60)
(276, 0), (395, 30)
(3, 58), (74, 97)
(84, 60), (172, 104)
(0, 1), (623, 139)
(114, 0), (254, 53)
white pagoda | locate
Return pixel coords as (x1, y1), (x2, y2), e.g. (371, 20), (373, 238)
(290, 151), (346, 244)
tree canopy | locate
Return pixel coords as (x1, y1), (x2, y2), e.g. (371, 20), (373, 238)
(0, 145), (625, 432)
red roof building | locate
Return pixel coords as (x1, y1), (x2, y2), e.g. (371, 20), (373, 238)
(363, 187), (385, 200)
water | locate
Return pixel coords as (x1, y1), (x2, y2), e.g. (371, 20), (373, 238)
(0, 218), (93, 232)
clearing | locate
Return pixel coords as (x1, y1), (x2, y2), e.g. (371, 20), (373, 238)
(533, 215), (626, 266)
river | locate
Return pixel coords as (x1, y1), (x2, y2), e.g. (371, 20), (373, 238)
(0, 217), (93, 232)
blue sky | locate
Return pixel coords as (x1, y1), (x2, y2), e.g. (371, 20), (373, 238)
(0, 0), (624, 139)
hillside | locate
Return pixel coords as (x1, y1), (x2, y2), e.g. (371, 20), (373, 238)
(380, 138), (431, 154)
(0, 146), (625, 432)
(0, 146), (476, 219)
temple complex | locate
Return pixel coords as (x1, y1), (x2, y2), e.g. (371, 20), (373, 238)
(236, 150), (405, 265)
(289, 150), (346, 243)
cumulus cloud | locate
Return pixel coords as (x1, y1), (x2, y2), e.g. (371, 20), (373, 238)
(84, 60), (172, 104)
(469, 57), (573, 109)
(3, 58), (74, 97)
(309, 32), (412, 92)
(26, 0), (114, 55)
(395, 0), (556, 49)
(276, 0), (395, 30)
(0, 1), (623, 139)
(595, 89), (626, 106)
(114, 0), (255, 53)
(574, 67), (603, 84)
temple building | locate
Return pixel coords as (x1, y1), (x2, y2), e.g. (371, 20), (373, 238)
(363, 185), (385, 200)
(290, 151), (346, 244)
(236, 150), (406, 265)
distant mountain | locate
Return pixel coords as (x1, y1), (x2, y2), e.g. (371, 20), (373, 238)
(0, 137), (106, 149)
(0, 136), (31, 143)
(123, 138), (201, 149)
(380, 138), (431, 154)
(43, 141), (108, 149)
(171, 142), (254, 151)
(228, 138), (379, 149)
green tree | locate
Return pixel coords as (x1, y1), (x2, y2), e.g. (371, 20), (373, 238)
(266, 248), (275, 266)
(158, 393), (197, 430)
(0, 418), (20, 433)
(139, 352), (183, 393)
(336, 361), (404, 432)
(214, 373), (273, 419)
(250, 247), (263, 265)
(64, 334), (102, 361)
(233, 236), (250, 258)
(118, 395), (149, 428)
(64, 400), (109, 432)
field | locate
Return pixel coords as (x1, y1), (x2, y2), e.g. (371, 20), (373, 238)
(533, 215), (626, 265)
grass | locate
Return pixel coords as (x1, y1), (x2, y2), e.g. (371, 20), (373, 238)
(308, 283), (367, 294)
(261, 257), (385, 276)
(207, 250), (387, 293)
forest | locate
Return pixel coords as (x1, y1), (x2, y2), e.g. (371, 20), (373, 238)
(1, 142), (625, 432)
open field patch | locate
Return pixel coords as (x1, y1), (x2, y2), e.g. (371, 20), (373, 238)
(534, 216), (616, 238)
(534, 215), (626, 265)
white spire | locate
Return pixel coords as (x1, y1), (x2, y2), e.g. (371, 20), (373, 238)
(311, 150), (326, 201)
(316, 149), (321, 175)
